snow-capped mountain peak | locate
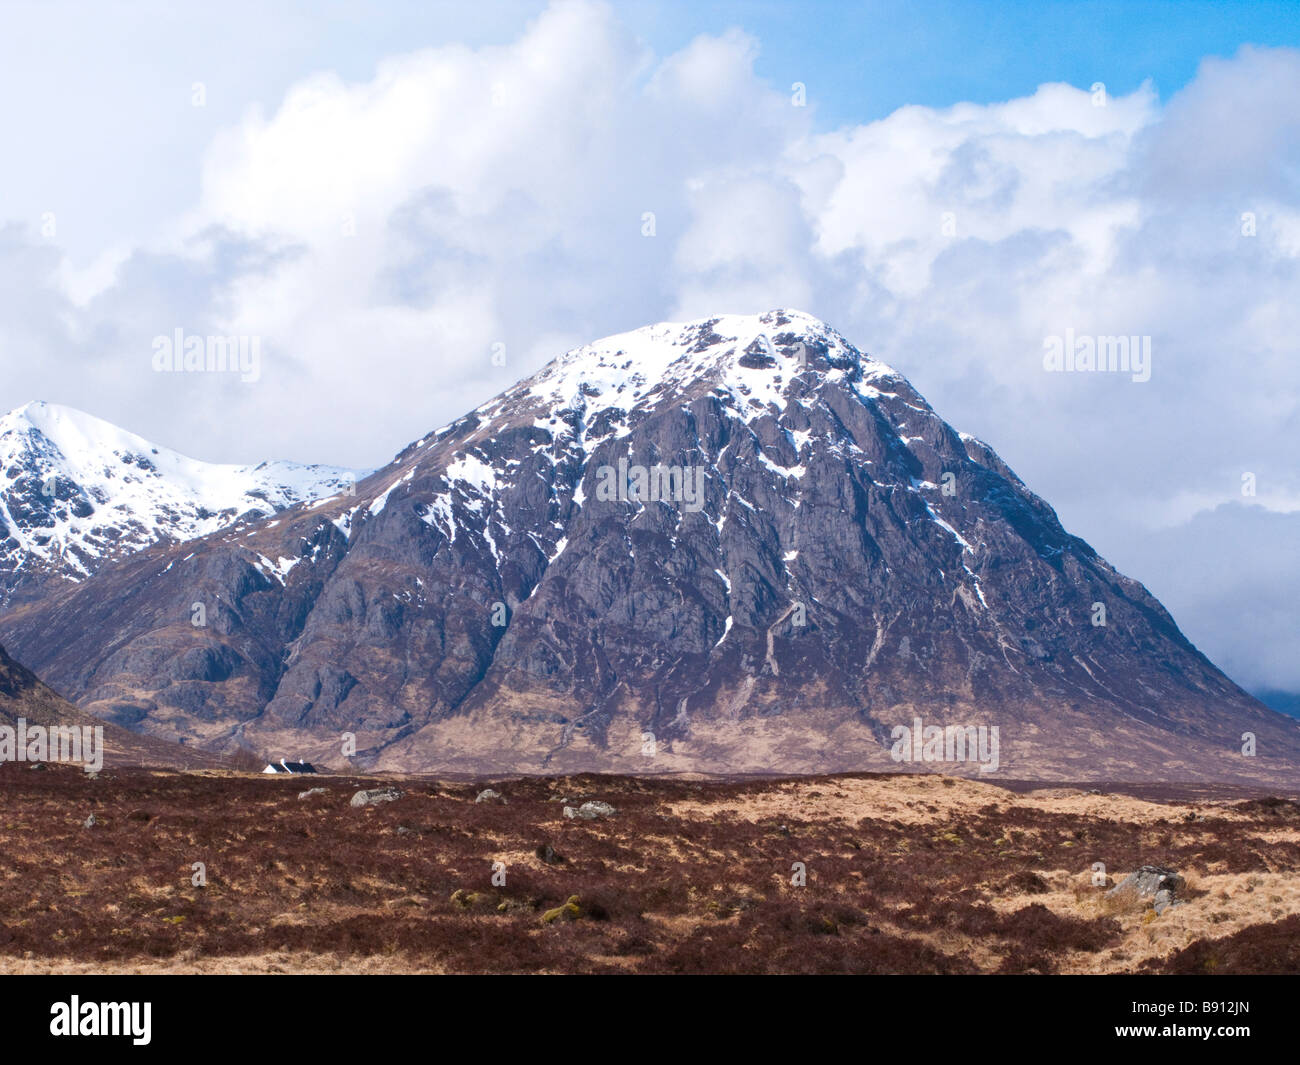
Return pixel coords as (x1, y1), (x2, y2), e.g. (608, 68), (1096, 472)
(0, 401), (362, 603)
(473, 309), (899, 439)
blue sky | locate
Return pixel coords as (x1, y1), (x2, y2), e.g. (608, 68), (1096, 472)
(633, 0), (1300, 125)
(0, 0), (1298, 696)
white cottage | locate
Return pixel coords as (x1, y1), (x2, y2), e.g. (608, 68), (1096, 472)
(261, 758), (318, 775)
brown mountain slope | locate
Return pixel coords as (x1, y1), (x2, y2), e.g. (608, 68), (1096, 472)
(0, 643), (226, 770)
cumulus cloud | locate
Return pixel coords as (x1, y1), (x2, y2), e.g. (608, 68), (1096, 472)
(0, 0), (1296, 686)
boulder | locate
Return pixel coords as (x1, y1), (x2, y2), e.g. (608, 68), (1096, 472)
(297, 787), (327, 800)
(542, 895), (581, 924)
(1107, 865), (1185, 906)
(564, 801), (616, 820)
(350, 786), (404, 808)
(475, 788), (506, 804)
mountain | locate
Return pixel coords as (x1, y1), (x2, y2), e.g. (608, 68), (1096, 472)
(1, 311), (1296, 781)
(0, 643), (226, 769)
(0, 401), (360, 605)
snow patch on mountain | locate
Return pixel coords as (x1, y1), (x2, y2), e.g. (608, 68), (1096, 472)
(0, 401), (364, 598)
(480, 310), (900, 452)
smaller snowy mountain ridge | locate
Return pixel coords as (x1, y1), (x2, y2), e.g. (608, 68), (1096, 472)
(0, 401), (361, 604)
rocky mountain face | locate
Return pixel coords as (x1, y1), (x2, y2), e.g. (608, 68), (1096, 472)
(0, 401), (359, 606)
(1, 311), (1296, 781)
(0, 643), (226, 770)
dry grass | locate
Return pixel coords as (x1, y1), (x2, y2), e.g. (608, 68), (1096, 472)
(1, 762), (1298, 974)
